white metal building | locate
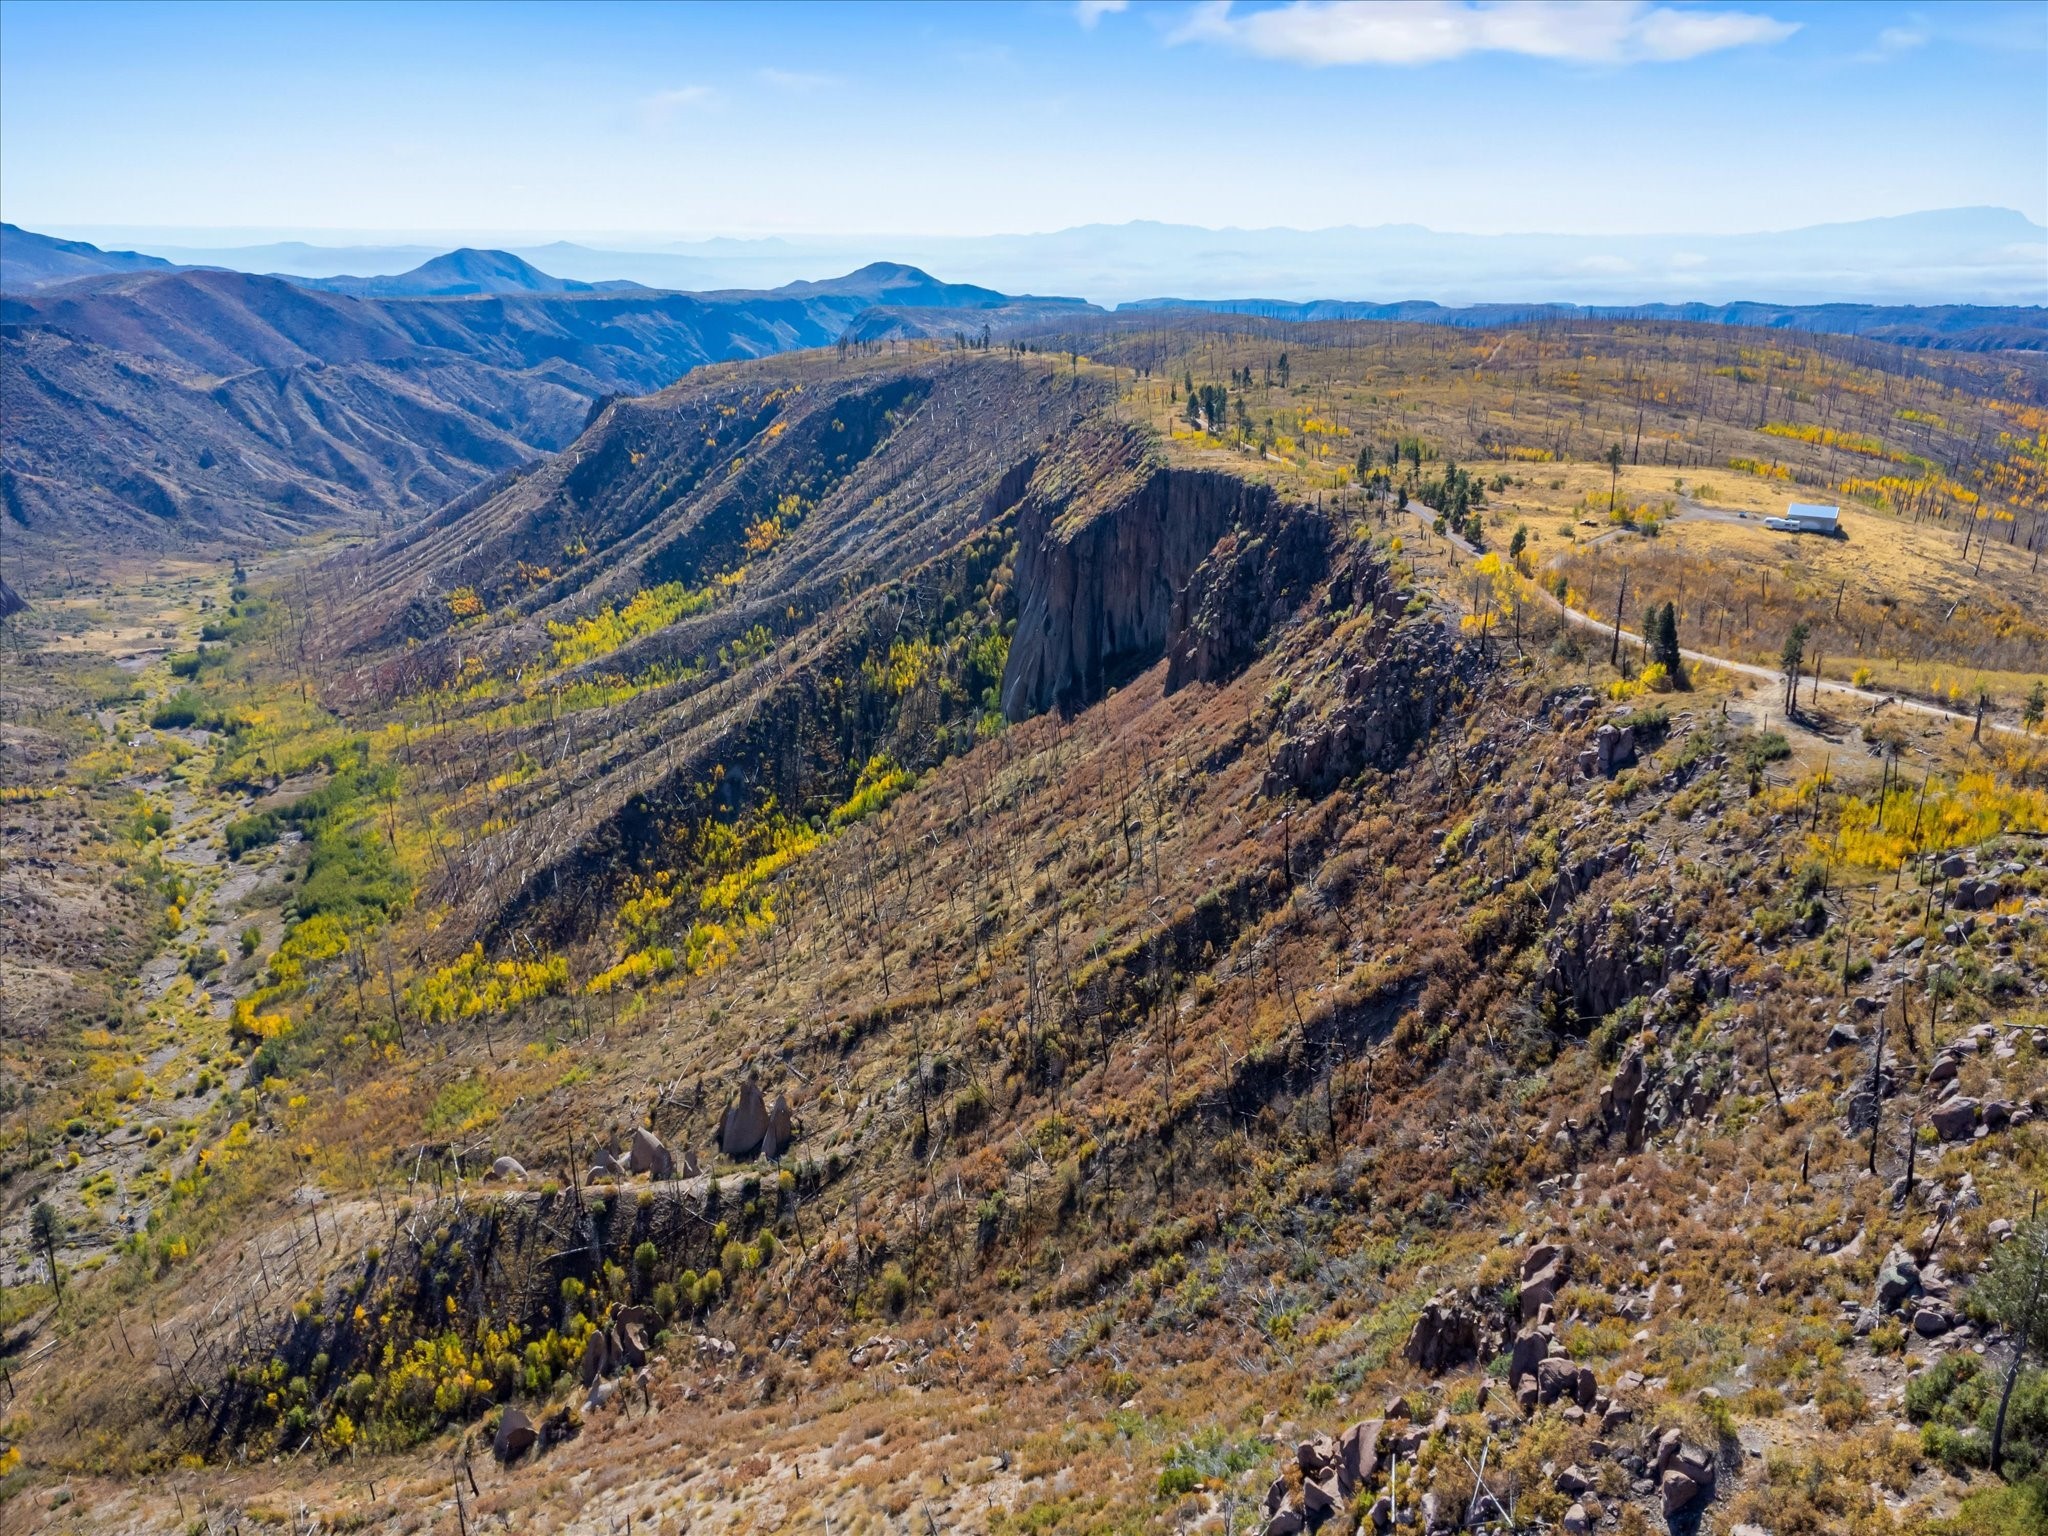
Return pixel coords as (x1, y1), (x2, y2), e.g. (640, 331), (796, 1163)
(1764, 502), (1842, 535)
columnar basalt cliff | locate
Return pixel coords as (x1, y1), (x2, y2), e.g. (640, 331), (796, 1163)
(1164, 498), (1332, 691)
(1000, 447), (1283, 719)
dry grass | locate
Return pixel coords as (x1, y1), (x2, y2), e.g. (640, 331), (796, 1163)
(1546, 493), (2048, 714)
(5, 331), (2045, 1531)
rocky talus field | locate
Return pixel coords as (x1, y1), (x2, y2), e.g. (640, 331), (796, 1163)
(0, 323), (2044, 1535)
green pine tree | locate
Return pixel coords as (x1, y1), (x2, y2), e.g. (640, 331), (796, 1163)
(1653, 602), (1689, 687)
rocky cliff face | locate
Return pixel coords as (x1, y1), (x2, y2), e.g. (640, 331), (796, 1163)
(1262, 549), (1487, 798)
(1165, 501), (1331, 691)
(1000, 442), (1289, 720)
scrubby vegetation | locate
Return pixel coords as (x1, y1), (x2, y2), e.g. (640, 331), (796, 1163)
(5, 329), (2046, 1532)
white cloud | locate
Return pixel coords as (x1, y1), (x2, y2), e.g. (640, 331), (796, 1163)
(637, 86), (718, 130)
(1076, 0), (1130, 28)
(1172, 1), (1798, 67)
(1855, 25), (1929, 63)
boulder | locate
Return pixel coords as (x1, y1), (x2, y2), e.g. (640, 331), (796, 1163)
(1938, 853), (1968, 880)
(1302, 1471), (1344, 1517)
(488, 1155), (527, 1180)
(1661, 1468), (1706, 1516)
(1536, 1357), (1580, 1406)
(1336, 1418), (1383, 1493)
(626, 1127), (673, 1179)
(720, 1079), (770, 1157)
(681, 1146), (702, 1177)
(579, 1329), (611, 1385)
(1875, 1245), (1921, 1308)
(1263, 1476), (1289, 1518)
(493, 1406), (537, 1461)
(1658, 1439), (1717, 1512)
(1931, 1097), (1979, 1142)
(1520, 1242), (1569, 1319)
(1587, 722), (1637, 776)
(1510, 1319), (1554, 1392)
(1402, 1289), (1494, 1373)
(613, 1312), (654, 1367)
(1554, 1464), (1595, 1496)
(1654, 1428), (1683, 1475)
(1296, 1433), (1337, 1475)
(1260, 1508), (1304, 1536)
(765, 1093), (794, 1159)
(1958, 877), (2005, 911)
(1388, 1419), (1432, 1457)
(1563, 1503), (1591, 1536)
(616, 1302), (660, 1338)
(1913, 1304), (1954, 1337)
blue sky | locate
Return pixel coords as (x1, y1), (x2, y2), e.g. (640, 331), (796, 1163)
(2, 0), (2042, 241)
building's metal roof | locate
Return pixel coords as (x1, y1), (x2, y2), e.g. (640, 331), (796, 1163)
(1785, 502), (1841, 523)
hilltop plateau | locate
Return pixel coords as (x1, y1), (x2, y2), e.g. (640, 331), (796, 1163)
(0, 320), (2044, 1536)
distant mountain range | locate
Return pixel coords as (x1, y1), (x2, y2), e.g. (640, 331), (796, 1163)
(0, 223), (175, 290)
(3, 217), (2042, 581)
(0, 225), (1101, 312)
(44, 206), (2048, 308)
(0, 227), (1090, 572)
(289, 247), (650, 298)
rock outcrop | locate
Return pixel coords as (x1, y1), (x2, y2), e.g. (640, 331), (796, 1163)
(763, 1094), (793, 1160)
(1654, 1430), (1717, 1515)
(1549, 896), (1680, 1027)
(1577, 721), (1636, 778)
(1164, 501), (1330, 691)
(1593, 1039), (1721, 1152)
(1520, 1240), (1570, 1320)
(1003, 450), (1285, 719)
(1401, 1287), (1503, 1373)
(720, 1079), (770, 1158)
(1266, 550), (1484, 797)
(1265, 1417), (1384, 1534)
(493, 1406), (537, 1462)
(1507, 1302), (1597, 1415)
(626, 1126), (673, 1178)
